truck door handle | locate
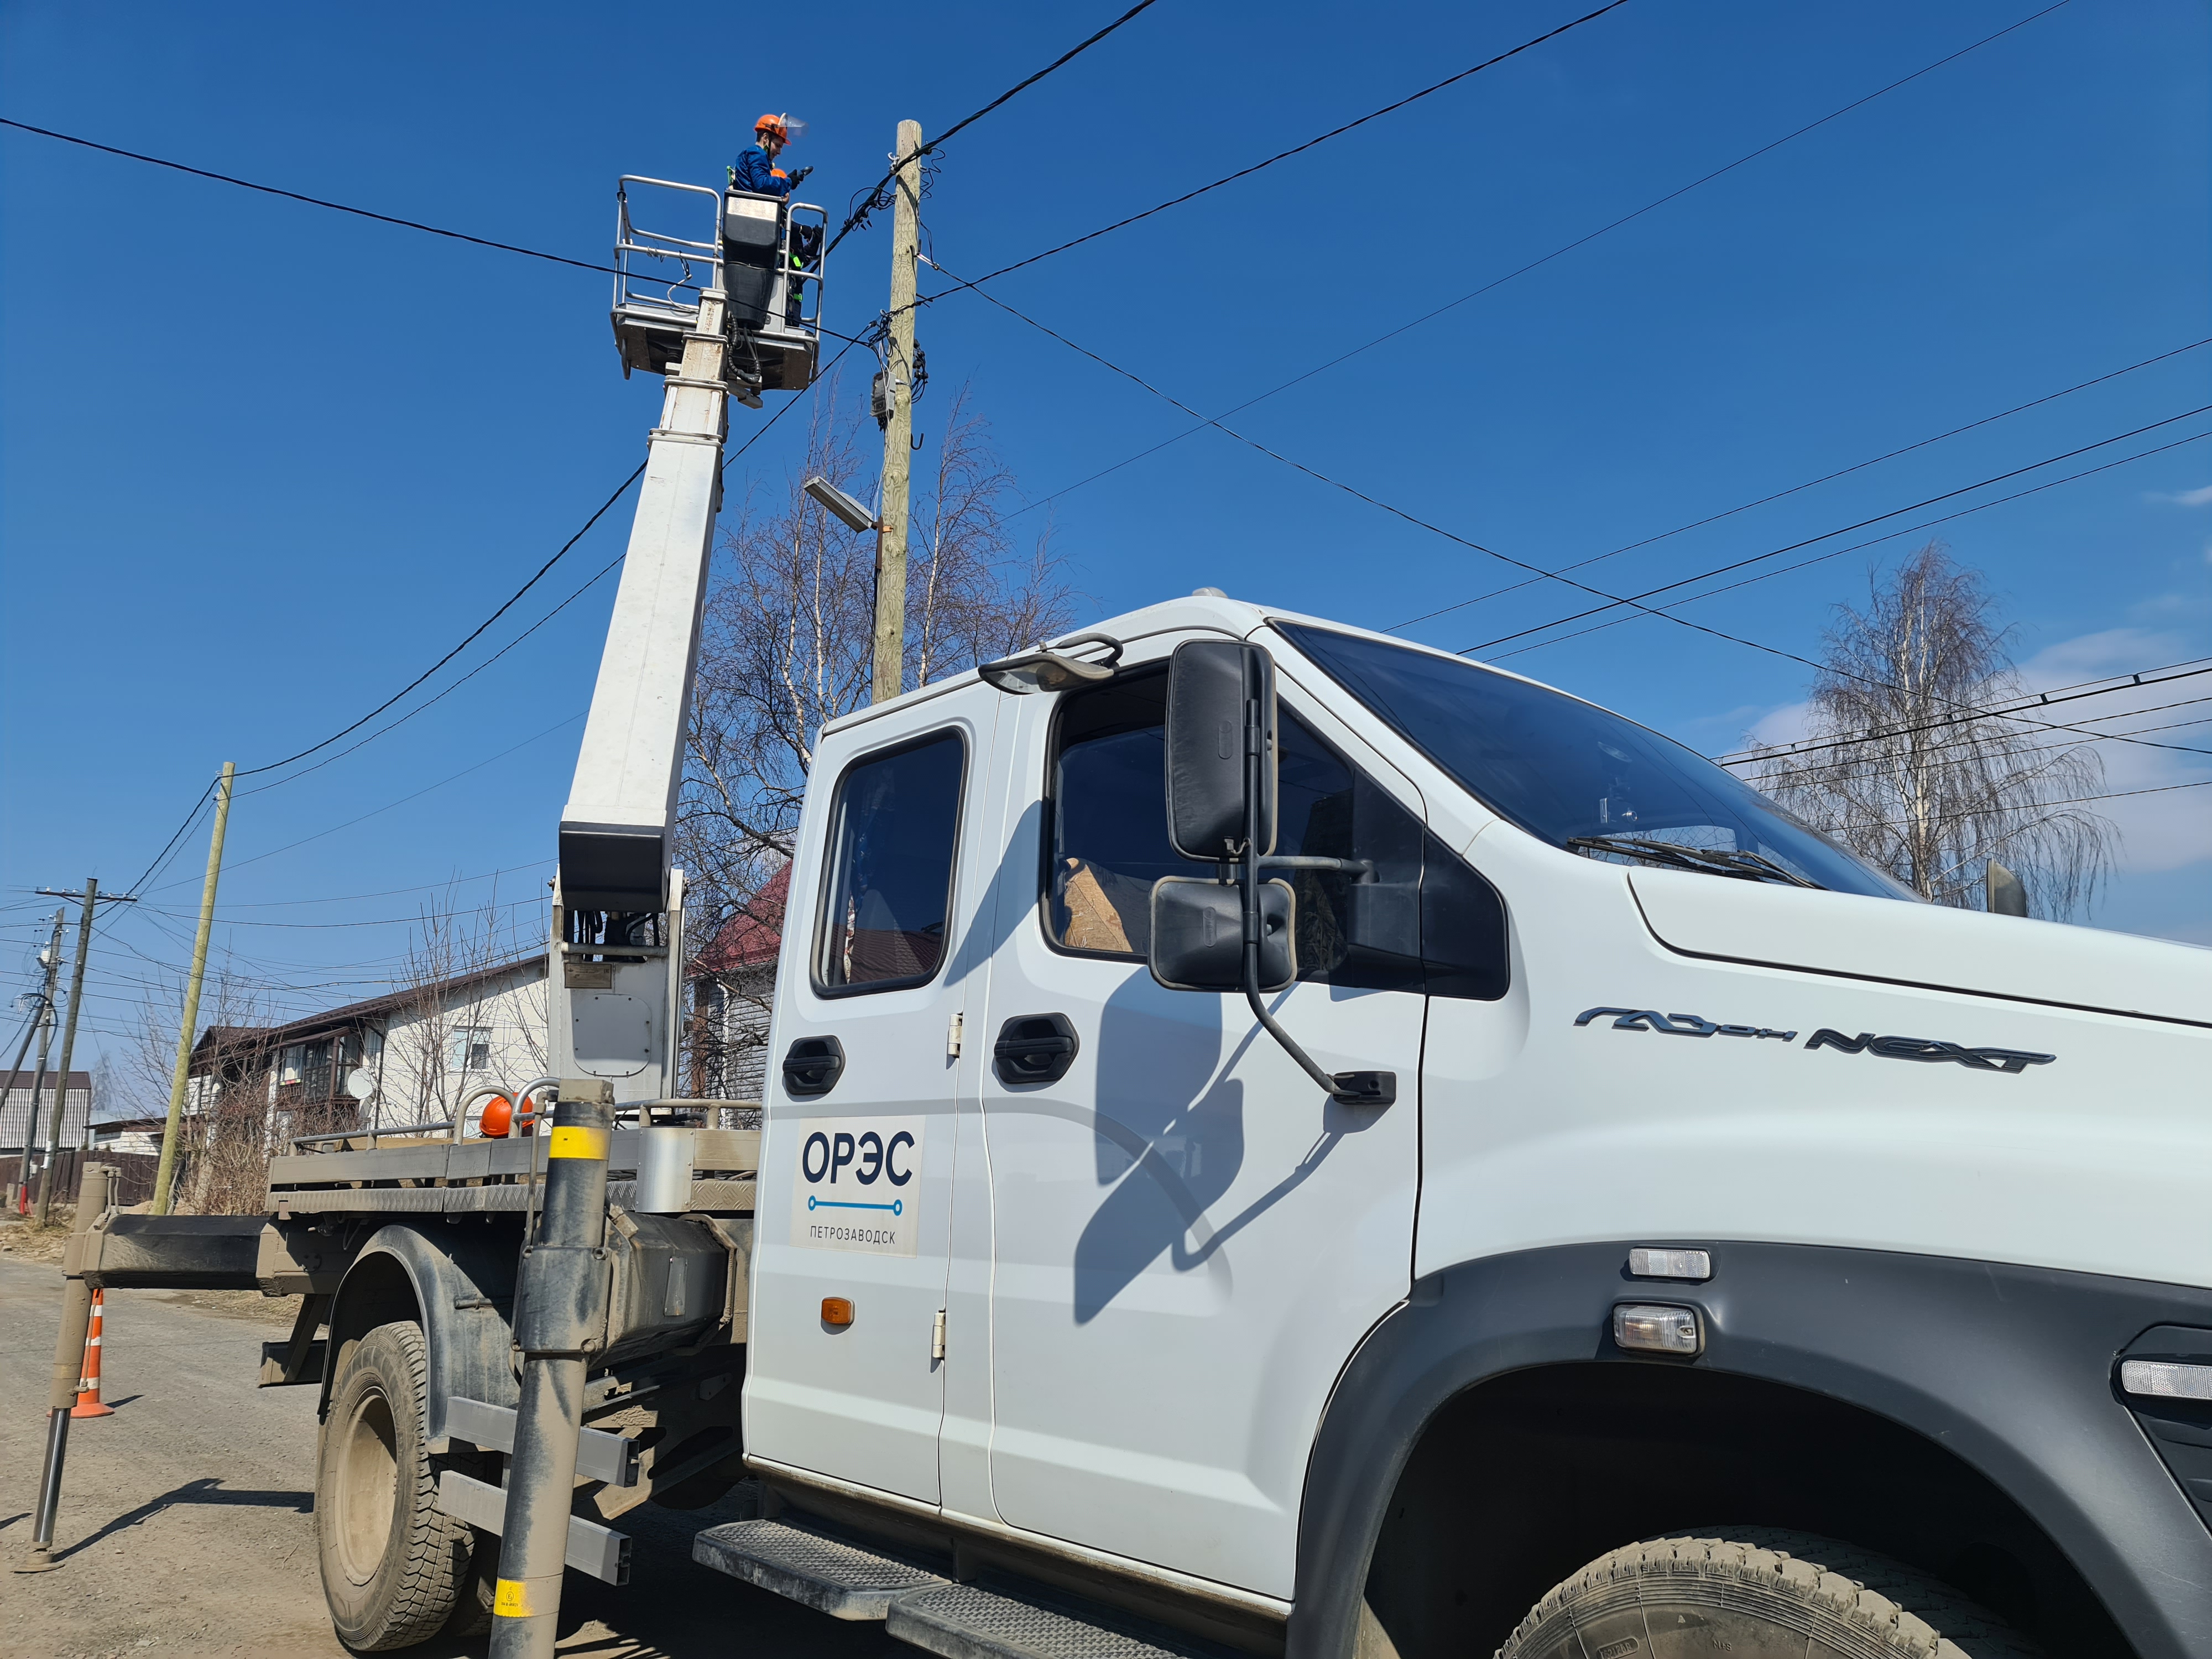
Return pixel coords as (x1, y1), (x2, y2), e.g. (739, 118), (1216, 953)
(781, 1036), (846, 1098)
(994, 1014), (1081, 1087)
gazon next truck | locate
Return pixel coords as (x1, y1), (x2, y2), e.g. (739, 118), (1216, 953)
(36, 173), (2212, 1659)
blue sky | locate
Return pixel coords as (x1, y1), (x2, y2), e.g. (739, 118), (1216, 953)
(3, 0), (2207, 1094)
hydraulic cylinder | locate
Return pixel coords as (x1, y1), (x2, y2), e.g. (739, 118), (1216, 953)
(488, 1083), (614, 1659)
(19, 1162), (114, 1573)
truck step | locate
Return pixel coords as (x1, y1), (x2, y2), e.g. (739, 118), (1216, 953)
(691, 1516), (948, 1619)
(886, 1581), (1213, 1659)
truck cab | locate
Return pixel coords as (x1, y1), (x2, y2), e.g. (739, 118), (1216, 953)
(733, 591), (2212, 1659)
(58, 592), (2212, 1659)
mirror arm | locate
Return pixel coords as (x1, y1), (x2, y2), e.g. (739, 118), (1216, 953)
(1258, 855), (1374, 882)
(1237, 693), (1392, 1106)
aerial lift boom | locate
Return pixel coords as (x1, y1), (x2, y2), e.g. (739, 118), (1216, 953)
(551, 180), (825, 1105)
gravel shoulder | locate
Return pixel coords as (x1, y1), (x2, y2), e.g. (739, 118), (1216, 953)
(1, 1255), (901, 1659)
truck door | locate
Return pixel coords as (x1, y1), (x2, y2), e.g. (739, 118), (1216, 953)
(977, 656), (1426, 1597)
(745, 691), (998, 1505)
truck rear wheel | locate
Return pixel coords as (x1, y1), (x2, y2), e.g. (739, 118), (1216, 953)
(1495, 1528), (2041, 1658)
(315, 1319), (476, 1651)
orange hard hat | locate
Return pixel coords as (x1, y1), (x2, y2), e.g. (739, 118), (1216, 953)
(755, 112), (806, 143)
(479, 1095), (514, 1138)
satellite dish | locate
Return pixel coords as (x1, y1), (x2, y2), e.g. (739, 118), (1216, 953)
(344, 1067), (375, 1101)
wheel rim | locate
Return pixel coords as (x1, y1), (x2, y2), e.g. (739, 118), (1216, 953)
(334, 1385), (400, 1587)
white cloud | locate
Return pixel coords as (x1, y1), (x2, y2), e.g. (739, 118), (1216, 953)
(2015, 627), (2190, 691)
(1741, 700), (1812, 749)
(2146, 484), (2212, 507)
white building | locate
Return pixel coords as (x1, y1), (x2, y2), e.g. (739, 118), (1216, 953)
(190, 953), (550, 1139)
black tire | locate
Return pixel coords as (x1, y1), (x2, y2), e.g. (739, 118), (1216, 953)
(1495, 1528), (2042, 1659)
(315, 1320), (476, 1651)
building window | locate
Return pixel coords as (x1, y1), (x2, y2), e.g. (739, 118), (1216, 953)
(447, 1026), (494, 1072)
(279, 1040), (334, 1094)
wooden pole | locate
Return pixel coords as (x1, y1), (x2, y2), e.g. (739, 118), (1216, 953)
(33, 877), (98, 1227)
(152, 764), (234, 1215)
(872, 118), (924, 705)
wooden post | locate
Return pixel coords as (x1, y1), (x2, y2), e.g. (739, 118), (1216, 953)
(872, 118), (924, 705)
(34, 878), (99, 1227)
(152, 763), (234, 1215)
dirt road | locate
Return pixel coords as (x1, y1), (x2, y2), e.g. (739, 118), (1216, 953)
(0, 1256), (902, 1658)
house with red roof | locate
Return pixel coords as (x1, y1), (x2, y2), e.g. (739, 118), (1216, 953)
(687, 866), (787, 1106)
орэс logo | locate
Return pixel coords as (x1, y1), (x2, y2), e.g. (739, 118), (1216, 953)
(1574, 1008), (2056, 1075)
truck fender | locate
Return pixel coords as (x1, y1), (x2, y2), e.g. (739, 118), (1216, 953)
(320, 1222), (520, 1448)
(1286, 1241), (2212, 1659)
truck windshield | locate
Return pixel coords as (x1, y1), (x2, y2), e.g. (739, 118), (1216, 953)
(1275, 623), (1916, 901)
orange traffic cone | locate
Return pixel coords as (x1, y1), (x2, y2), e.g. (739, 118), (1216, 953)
(69, 1287), (115, 1418)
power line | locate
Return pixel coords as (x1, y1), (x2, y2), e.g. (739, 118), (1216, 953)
(978, 2), (2082, 519)
(1728, 701), (2212, 785)
(111, 332), (854, 927)
(1484, 429), (2212, 670)
(7, 0), (1162, 289)
(242, 335), (856, 798)
(922, 0), (1638, 294)
(943, 249), (2212, 745)
(149, 711), (587, 893)
(0, 116), (624, 275)
(239, 467), (643, 782)
(1463, 411), (2212, 653)
(945, 265), (2212, 768)
(119, 779), (218, 896)
(1394, 337), (2212, 631)
(822, 0), (1169, 257)
(1711, 662), (2212, 768)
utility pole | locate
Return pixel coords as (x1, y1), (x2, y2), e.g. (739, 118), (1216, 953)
(871, 118), (924, 705)
(15, 910), (64, 1217)
(152, 763), (235, 1215)
(34, 878), (134, 1226)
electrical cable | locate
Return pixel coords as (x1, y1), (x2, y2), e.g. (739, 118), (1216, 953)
(1731, 701), (2212, 779)
(933, 250), (2212, 752)
(148, 711), (588, 893)
(1392, 336), (2212, 631)
(822, 0), (1169, 257)
(918, 0), (1640, 293)
(118, 779), (218, 898)
(237, 467), (643, 781)
(1463, 413), (2212, 652)
(936, 254), (2212, 758)
(1485, 429), (2212, 669)
(1710, 664), (2212, 768)
(974, 2), (2083, 520)
(0, 116), (627, 275)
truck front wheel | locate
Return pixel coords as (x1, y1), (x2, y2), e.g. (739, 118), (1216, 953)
(1496, 1529), (2040, 1658)
(315, 1319), (476, 1651)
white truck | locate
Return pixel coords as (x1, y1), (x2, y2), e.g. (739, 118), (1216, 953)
(41, 173), (2212, 1659)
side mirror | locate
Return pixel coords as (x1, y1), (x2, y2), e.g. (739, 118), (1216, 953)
(1164, 640), (1276, 861)
(1149, 878), (1296, 993)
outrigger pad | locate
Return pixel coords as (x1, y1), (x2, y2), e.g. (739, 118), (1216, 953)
(81, 1214), (265, 1290)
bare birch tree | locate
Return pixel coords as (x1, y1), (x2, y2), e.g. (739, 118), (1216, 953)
(382, 885), (548, 1126)
(124, 966), (285, 1214)
(679, 381), (1080, 1091)
(1748, 543), (2117, 916)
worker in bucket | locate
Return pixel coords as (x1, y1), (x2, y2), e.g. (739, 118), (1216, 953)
(731, 113), (812, 199)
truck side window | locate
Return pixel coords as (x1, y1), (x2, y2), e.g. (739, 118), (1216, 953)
(815, 730), (964, 994)
(1046, 669), (1508, 998)
(1048, 670), (1181, 959)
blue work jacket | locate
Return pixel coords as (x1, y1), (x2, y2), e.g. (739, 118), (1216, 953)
(731, 144), (794, 199)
